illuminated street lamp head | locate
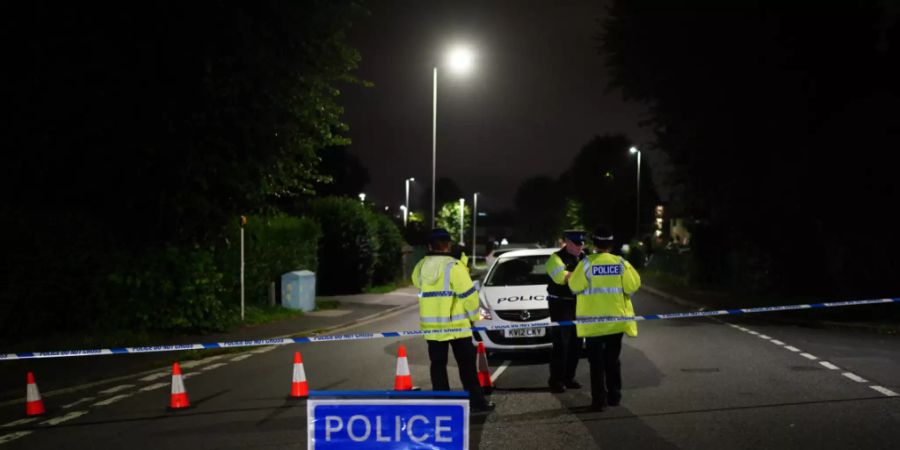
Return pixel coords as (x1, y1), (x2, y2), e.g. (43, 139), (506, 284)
(409, 177), (415, 182)
(358, 192), (366, 202)
(447, 46), (475, 74)
(629, 146), (639, 154)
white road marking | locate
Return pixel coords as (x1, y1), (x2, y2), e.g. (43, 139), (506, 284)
(230, 354), (254, 362)
(62, 397), (95, 409)
(200, 363), (227, 371)
(0, 431), (32, 444)
(92, 394), (132, 406)
(800, 353), (818, 360)
(842, 372), (868, 383)
(490, 361), (511, 383)
(139, 382), (169, 392)
(40, 410), (88, 426)
(784, 346), (801, 352)
(1, 418), (36, 428)
(251, 346), (277, 354)
(757, 334), (772, 340)
(99, 384), (134, 395)
(180, 355), (225, 369)
(747, 330), (760, 335)
(770, 340), (785, 346)
(139, 372), (169, 382)
(869, 386), (899, 397)
(819, 361), (840, 370)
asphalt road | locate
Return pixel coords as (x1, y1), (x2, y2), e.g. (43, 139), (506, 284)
(1, 288), (898, 449)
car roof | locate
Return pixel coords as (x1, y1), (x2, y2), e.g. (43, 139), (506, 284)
(496, 248), (556, 259)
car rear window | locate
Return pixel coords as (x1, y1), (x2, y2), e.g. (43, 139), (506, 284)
(485, 255), (550, 286)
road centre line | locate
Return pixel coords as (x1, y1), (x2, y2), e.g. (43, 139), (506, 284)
(842, 372), (868, 383)
(0, 431), (32, 445)
(179, 354), (226, 369)
(139, 382), (169, 392)
(92, 394), (132, 406)
(869, 386), (899, 397)
(200, 362), (227, 371)
(757, 334), (772, 340)
(99, 384), (134, 395)
(490, 361), (511, 383)
(746, 330), (760, 335)
(62, 397), (95, 409)
(230, 354), (254, 362)
(251, 345), (277, 354)
(1, 418), (36, 428)
(819, 361), (840, 370)
(784, 345), (801, 352)
(40, 410), (88, 426)
(770, 339), (785, 345)
(800, 353), (818, 360)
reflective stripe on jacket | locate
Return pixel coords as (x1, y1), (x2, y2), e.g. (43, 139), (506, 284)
(567, 252), (641, 338)
(411, 254), (478, 341)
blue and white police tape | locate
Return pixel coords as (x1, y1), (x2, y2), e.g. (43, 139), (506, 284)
(1, 297), (897, 361)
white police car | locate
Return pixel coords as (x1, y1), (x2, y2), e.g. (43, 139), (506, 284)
(473, 248), (556, 352)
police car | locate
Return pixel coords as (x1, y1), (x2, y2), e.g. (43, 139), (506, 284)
(473, 248), (556, 352)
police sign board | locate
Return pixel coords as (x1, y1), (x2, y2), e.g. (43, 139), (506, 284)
(308, 393), (469, 450)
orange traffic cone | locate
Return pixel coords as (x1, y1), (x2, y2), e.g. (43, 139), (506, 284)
(394, 345), (413, 391)
(25, 372), (45, 416)
(168, 362), (190, 410)
(476, 342), (494, 395)
(289, 352), (309, 399)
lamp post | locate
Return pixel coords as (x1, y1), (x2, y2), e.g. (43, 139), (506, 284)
(431, 46), (475, 228)
(404, 177), (414, 227)
(472, 192), (479, 266)
(458, 197), (465, 245)
(358, 192), (366, 203)
(629, 146), (641, 238)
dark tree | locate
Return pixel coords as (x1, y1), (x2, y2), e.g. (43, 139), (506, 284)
(513, 176), (566, 244)
(602, 0), (900, 296)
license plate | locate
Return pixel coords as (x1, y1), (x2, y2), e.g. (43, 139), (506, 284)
(504, 327), (546, 338)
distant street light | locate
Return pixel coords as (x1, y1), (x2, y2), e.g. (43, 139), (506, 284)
(472, 192), (479, 266)
(404, 177), (415, 227)
(431, 45), (476, 228)
(458, 197), (465, 245)
(359, 192), (366, 203)
(629, 146), (641, 238)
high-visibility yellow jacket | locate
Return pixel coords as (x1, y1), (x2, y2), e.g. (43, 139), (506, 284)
(567, 252), (640, 338)
(412, 254), (479, 341)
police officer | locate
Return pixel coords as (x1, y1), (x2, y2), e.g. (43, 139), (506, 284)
(412, 228), (495, 412)
(567, 226), (641, 411)
(544, 230), (587, 393)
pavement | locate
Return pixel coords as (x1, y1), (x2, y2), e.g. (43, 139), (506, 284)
(0, 287), (420, 406)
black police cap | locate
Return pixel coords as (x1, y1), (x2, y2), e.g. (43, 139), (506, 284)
(563, 230), (586, 244)
(429, 228), (452, 241)
(591, 225), (614, 243)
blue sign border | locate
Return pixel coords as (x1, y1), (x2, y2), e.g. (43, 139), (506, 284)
(307, 398), (470, 450)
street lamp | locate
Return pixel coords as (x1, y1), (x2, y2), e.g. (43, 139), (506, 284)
(629, 146), (641, 238)
(458, 197), (465, 245)
(404, 177), (415, 227)
(472, 192), (479, 266)
(359, 192), (366, 203)
(431, 45), (476, 228)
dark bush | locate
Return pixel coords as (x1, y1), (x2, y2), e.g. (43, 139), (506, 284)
(219, 214), (320, 306)
(104, 244), (232, 333)
(312, 197), (377, 294)
(370, 212), (404, 285)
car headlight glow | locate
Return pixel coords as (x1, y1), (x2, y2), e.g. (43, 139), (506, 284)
(478, 306), (493, 321)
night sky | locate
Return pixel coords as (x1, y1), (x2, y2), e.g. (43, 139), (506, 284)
(342, 0), (654, 213)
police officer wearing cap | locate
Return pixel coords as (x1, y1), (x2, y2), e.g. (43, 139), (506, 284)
(567, 225), (641, 411)
(544, 230), (588, 393)
(412, 228), (495, 412)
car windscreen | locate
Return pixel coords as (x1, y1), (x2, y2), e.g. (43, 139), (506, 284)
(485, 255), (549, 286)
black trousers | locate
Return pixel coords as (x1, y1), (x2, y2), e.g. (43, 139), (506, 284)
(427, 338), (487, 406)
(585, 333), (624, 404)
(548, 324), (582, 384)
